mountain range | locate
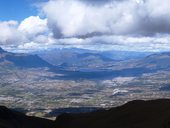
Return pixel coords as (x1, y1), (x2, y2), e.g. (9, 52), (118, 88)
(37, 48), (152, 67)
(1, 47), (170, 79)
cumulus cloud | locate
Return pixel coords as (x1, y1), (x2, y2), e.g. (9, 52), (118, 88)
(18, 16), (48, 38)
(42, 0), (170, 38)
(0, 21), (24, 45)
(0, 16), (53, 50)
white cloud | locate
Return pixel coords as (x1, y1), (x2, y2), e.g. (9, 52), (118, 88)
(0, 16), (53, 50)
(42, 0), (136, 38)
(49, 34), (170, 52)
(0, 21), (24, 45)
(18, 16), (48, 38)
(42, 0), (170, 38)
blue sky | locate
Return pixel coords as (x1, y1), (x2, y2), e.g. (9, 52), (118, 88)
(1, 0), (170, 52)
(0, 0), (39, 21)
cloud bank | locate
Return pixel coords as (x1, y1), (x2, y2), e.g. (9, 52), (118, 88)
(1, 0), (170, 52)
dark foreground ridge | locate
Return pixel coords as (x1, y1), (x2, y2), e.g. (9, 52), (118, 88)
(0, 106), (54, 128)
(1, 99), (170, 128)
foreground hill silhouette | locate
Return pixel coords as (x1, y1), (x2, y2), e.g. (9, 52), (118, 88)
(55, 99), (170, 128)
(1, 99), (170, 128)
(0, 106), (54, 128)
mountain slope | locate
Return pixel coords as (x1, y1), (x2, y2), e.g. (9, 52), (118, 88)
(101, 50), (152, 60)
(55, 99), (170, 128)
(38, 48), (114, 68)
(0, 106), (54, 128)
(37, 48), (151, 66)
(135, 52), (170, 70)
(0, 47), (52, 69)
(0, 47), (6, 53)
(0, 99), (170, 128)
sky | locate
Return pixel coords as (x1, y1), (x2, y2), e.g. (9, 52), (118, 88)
(0, 0), (35, 21)
(1, 0), (170, 52)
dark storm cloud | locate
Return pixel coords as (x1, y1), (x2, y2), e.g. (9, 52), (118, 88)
(136, 16), (170, 36)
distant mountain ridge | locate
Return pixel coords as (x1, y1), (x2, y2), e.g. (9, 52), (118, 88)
(37, 48), (152, 70)
(133, 52), (170, 70)
(0, 47), (6, 53)
(1, 47), (170, 79)
(37, 48), (114, 67)
(37, 48), (152, 62)
(0, 47), (53, 69)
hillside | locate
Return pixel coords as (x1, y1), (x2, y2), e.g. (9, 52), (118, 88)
(37, 48), (114, 70)
(1, 99), (170, 128)
(55, 99), (170, 128)
(0, 106), (54, 128)
(135, 52), (170, 70)
(0, 47), (52, 69)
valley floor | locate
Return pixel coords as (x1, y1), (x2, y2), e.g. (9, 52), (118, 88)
(1, 68), (170, 118)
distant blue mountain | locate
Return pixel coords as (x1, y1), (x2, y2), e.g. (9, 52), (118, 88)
(0, 47), (6, 53)
(101, 50), (152, 60)
(1, 47), (170, 80)
(36, 48), (152, 67)
(35, 48), (170, 79)
(134, 52), (170, 70)
(0, 47), (52, 68)
(37, 48), (114, 67)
